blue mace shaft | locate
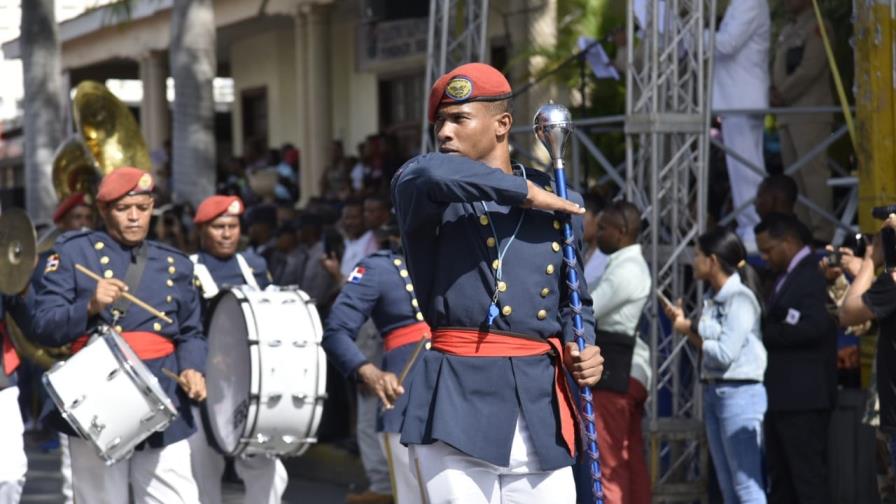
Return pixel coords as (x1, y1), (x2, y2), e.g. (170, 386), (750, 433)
(552, 161), (604, 504)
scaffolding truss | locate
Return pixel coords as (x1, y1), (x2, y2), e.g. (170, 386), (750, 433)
(624, 0), (716, 501)
(419, 0), (490, 154)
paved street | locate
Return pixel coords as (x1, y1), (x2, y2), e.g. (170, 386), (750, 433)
(22, 435), (358, 504)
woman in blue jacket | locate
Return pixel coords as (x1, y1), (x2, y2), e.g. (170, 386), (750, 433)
(664, 228), (767, 503)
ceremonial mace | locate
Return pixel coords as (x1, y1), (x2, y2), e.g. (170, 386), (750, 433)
(533, 103), (604, 504)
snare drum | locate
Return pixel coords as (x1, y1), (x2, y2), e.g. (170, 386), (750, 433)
(42, 326), (178, 464)
(205, 285), (326, 457)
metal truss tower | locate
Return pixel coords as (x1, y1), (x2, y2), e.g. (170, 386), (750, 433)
(420, 0), (490, 154)
(624, 0), (717, 501)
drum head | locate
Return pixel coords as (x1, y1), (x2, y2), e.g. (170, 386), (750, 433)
(205, 291), (251, 453)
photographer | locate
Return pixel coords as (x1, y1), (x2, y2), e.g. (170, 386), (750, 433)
(836, 214), (896, 466)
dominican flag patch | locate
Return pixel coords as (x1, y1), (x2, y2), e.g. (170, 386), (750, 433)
(347, 266), (366, 284)
(45, 254), (60, 273)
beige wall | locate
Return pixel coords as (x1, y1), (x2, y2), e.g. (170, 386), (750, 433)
(230, 27), (298, 155)
(328, 15), (378, 158)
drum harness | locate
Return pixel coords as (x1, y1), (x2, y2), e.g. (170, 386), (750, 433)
(106, 240), (149, 328)
(190, 253), (259, 299)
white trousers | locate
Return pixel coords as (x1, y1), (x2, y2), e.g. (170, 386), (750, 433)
(358, 390), (392, 494)
(721, 114), (765, 251)
(410, 416), (576, 504)
(69, 436), (199, 504)
(382, 432), (425, 504)
(187, 408), (288, 504)
(0, 387), (26, 504)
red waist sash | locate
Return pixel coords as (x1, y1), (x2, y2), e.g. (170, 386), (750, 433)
(384, 321), (431, 352)
(431, 328), (578, 457)
(1, 322), (20, 376)
(72, 331), (175, 360)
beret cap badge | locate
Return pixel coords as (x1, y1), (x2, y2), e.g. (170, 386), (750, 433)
(445, 77), (473, 101)
(137, 173), (153, 190)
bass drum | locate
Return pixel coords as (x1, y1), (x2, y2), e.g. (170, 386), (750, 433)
(205, 286), (326, 457)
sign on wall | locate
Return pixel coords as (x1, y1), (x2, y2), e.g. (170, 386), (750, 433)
(357, 17), (428, 72)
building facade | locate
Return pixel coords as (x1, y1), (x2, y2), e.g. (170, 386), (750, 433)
(1, 0), (562, 205)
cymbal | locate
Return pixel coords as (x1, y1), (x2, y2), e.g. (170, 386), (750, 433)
(0, 208), (37, 295)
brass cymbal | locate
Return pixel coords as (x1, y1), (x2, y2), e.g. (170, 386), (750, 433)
(0, 208), (37, 295)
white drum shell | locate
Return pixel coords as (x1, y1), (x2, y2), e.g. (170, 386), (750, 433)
(205, 286), (326, 457)
(42, 328), (178, 465)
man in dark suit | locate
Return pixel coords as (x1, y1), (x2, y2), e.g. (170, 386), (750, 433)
(755, 213), (837, 504)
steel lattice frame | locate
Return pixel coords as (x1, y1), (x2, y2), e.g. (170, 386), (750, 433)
(420, 0), (490, 154)
(624, 0), (716, 500)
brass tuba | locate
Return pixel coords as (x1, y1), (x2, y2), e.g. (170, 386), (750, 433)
(51, 80), (152, 200)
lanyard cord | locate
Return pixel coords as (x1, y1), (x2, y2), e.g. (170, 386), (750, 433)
(480, 165), (527, 286)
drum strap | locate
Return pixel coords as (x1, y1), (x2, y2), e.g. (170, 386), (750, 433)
(235, 254), (260, 290)
(109, 241), (149, 320)
(190, 256), (219, 300)
(189, 253), (258, 300)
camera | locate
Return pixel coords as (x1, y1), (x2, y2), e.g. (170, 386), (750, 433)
(825, 250), (842, 267)
(873, 206), (896, 271)
(871, 205), (896, 220)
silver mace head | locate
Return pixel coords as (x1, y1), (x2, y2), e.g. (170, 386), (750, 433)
(532, 102), (573, 161)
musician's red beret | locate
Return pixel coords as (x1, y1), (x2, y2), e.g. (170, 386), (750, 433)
(52, 192), (88, 223)
(96, 167), (154, 203)
(194, 195), (244, 225)
(427, 62), (513, 123)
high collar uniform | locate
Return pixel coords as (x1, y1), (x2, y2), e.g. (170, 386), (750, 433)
(392, 153), (596, 471)
(32, 230), (206, 447)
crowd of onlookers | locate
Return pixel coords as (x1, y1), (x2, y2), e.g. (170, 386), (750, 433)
(582, 169), (893, 504)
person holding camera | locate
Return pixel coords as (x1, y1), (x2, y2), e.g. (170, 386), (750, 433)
(838, 214), (896, 466)
(664, 227), (767, 504)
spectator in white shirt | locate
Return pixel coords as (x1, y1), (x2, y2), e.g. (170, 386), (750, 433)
(711, 0), (771, 252)
(574, 200), (652, 504)
(339, 200), (380, 276)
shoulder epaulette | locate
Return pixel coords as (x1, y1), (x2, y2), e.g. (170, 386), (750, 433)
(54, 229), (92, 245)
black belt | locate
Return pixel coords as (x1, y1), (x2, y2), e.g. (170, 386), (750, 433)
(700, 378), (760, 385)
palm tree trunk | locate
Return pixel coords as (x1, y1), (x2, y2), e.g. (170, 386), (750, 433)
(20, 0), (64, 222)
(169, 0), (217, 206)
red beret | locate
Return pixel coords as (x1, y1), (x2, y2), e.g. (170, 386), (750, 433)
(52, 192), (88, 223)
(96, 167), (154, 203)
(194, 195), (244, 225)
(427, 63), (512, 123)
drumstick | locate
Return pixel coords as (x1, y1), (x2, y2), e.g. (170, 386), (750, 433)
(161, 367), (187, 387)
(162, 367), (205, 402)
(398, 336), (430, 386)
(75, 263), (173, 324)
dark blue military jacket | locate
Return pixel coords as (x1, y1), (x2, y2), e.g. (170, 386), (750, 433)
(193, 250), (270, 291)
(392, 153), (596, 471)
(321, 249), (425, 433)
(32, 230), (207, 447)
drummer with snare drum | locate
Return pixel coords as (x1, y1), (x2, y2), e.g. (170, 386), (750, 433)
(322, 220), (430, 504)
(188, 195), (288, 504)
(32, 167), (207, 504)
